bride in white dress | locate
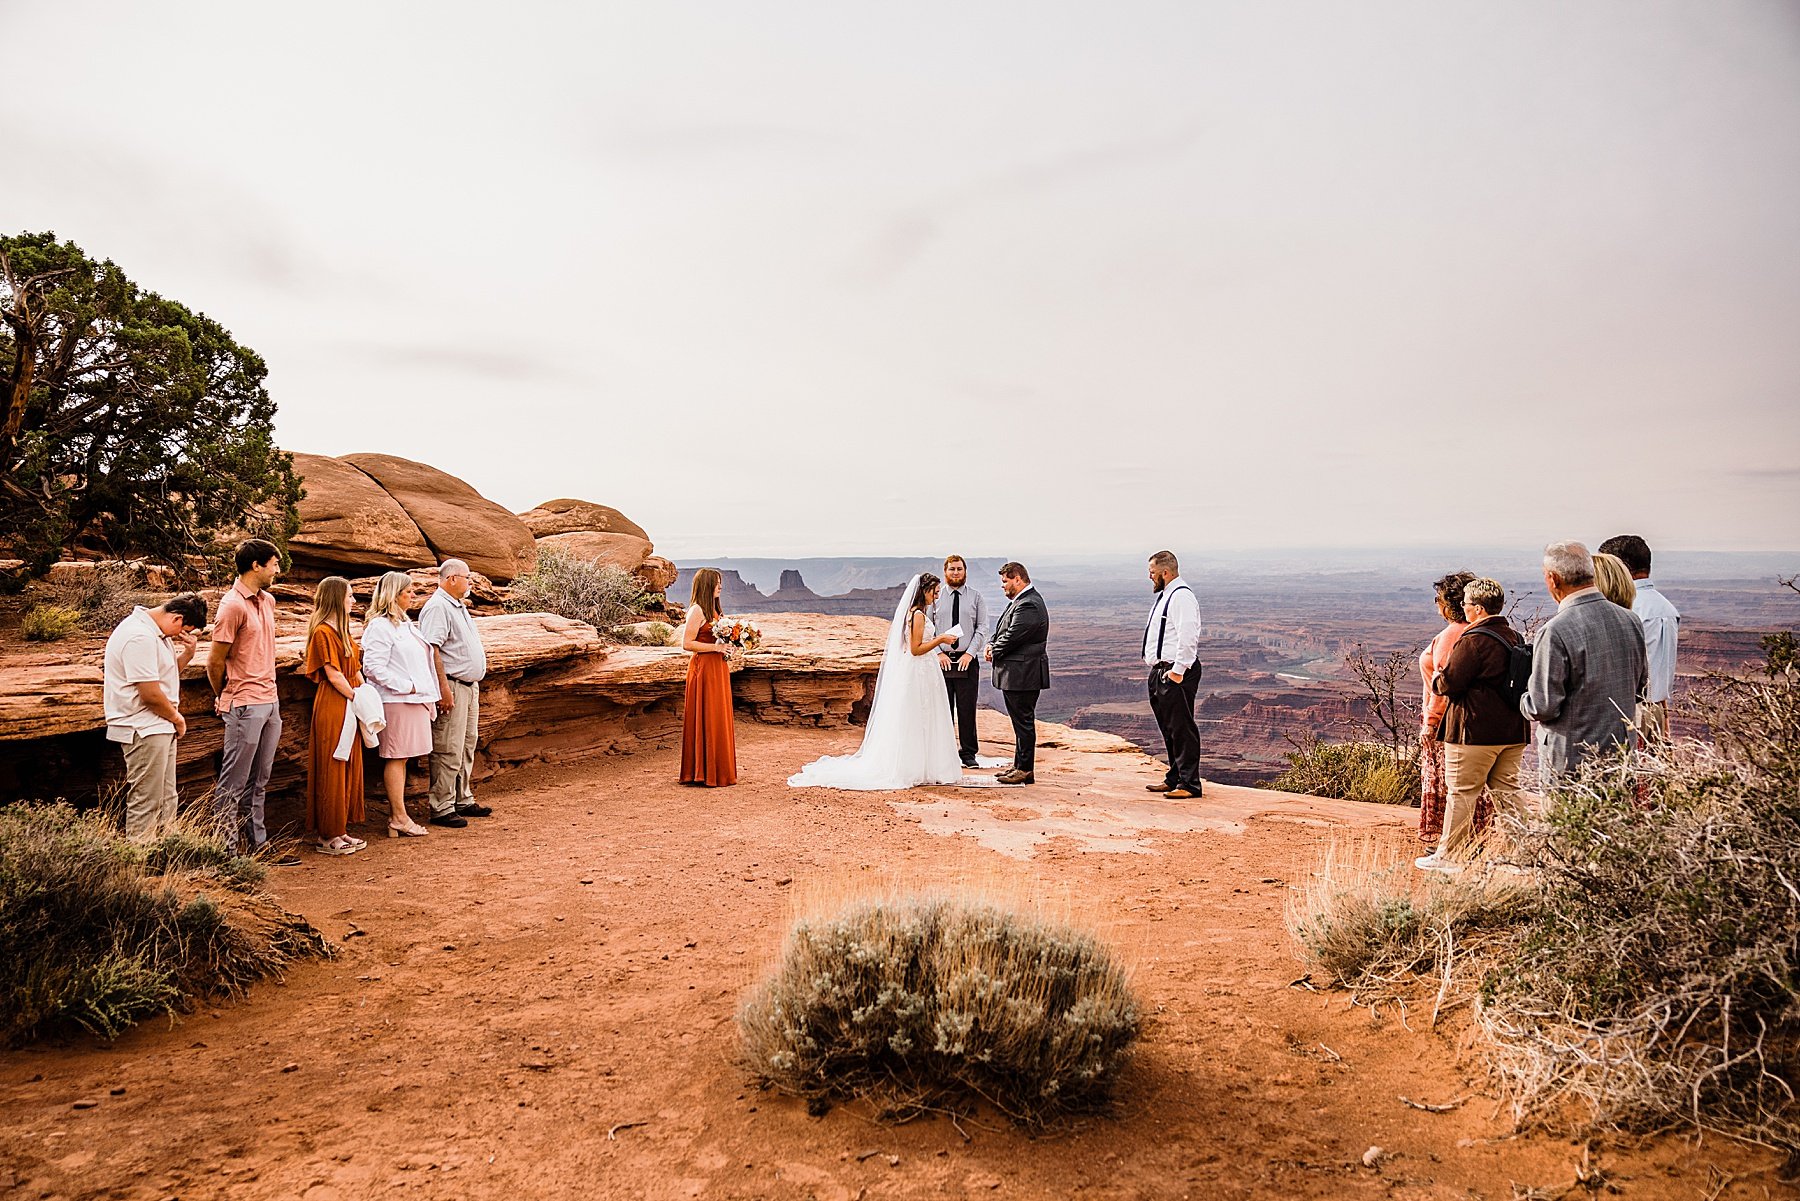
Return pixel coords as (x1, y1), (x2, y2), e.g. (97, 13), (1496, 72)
(788, 572), (966, 790)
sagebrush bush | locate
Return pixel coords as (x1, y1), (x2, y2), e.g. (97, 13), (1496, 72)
(0, 803), (330, 1045)
(49, 562), (148, 629)
(1285, 629), (1800, 1155)
(1268, 738), (1420, 805)
(739, 895), (1141, 1125)
(20, 602), (82, 641)
(505, 548), (648, 637)
(1479, 724), (1800, 1150)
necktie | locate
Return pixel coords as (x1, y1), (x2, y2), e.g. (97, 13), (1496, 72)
(951, 590), (961, 646)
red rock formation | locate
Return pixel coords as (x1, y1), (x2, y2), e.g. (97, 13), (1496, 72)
(519, 499), (650, 542)
(287, 452), (433, 576)
(0, 612), (883, 829)
(534, 531), (654, 574)
(340, 453), (537, 583)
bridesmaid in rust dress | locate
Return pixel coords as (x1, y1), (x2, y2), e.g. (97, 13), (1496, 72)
(302, 576), (367, 855)
(680, 567), (738, 786)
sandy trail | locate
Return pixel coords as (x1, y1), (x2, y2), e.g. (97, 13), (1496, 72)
(0, 717), (1787, 1200)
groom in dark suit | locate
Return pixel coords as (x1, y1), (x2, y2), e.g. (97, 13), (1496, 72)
(984, 562), (1049, 785)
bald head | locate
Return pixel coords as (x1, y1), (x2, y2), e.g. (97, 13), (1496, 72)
(439, 559), (472, 599)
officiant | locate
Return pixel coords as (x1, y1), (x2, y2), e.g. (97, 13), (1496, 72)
(929, 554), (988, 768)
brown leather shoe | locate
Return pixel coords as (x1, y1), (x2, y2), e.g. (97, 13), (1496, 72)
(1145, 782), (1174, 793)
(1164, 787), (1197, 800)
(997, 770), (1035, 785)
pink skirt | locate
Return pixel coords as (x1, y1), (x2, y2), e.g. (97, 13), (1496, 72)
(376, 701), (436, 759)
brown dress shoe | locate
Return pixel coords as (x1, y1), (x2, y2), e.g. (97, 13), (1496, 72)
(1145, 782), (1174, 793)
(998, 770), (1035, 785)
(1164, 787), (1198, 800)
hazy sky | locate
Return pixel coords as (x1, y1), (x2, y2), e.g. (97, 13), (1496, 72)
(6, 1), (1798, 559)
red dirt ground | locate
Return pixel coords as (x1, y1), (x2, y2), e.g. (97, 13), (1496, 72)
(1, 718), (1791, 1201)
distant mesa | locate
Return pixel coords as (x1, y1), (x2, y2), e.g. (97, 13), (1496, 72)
(287, 454), (674, 596)
(670, 566), (903, 616)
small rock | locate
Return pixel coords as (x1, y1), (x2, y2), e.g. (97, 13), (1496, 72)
(281, 1062), (300, 1073)
(1362, 1146), (1385, 1168)
(442, 944), (457, 952)
(109, 1086), (127, 1096)
(72, 1099), (99, 1109)
(775, 877), (793, 887)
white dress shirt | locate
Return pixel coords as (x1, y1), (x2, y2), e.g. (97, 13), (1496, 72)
(1142, 576), (1202, 674)
(1631, 579), (1680, 704)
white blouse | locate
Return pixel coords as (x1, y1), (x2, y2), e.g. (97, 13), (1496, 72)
(360, 616), (441, 705)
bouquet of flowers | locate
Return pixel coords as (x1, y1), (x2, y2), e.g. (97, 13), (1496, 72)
(712, 615), (763, 652)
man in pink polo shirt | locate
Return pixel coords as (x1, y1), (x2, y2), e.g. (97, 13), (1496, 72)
(205, 538), (298, 864)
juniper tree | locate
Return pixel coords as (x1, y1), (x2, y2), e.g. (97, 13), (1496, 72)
(0, 231), (300, 579)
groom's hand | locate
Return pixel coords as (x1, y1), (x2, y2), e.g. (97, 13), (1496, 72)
(1168, 670), (1184, 685)
(936, 652), (951, 670)
(983, 646), (993, 663)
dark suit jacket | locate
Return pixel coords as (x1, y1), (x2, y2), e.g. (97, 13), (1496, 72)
(990, 587), (1050, 693)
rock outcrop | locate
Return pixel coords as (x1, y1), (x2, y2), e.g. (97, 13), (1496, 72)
(339, 453), (537, 583)
(534, 531), (655, 574)
(519, 499), (649, 542)
(287, 453), (434, 576)
(0, 613), (885, 826)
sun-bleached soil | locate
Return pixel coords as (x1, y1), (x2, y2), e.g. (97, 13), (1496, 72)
(1, 715), (1790, 1201)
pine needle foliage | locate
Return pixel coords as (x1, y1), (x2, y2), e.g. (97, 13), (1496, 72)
(739, 895), (1141, 1127)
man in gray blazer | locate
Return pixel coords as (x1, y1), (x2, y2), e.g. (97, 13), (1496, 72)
(1522, 540), (1648, 782)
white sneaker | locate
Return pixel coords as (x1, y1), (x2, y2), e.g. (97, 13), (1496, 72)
(1413, 852), (1463, 875)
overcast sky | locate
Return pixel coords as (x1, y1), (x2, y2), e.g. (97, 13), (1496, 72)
(5, 1), (1798, 559)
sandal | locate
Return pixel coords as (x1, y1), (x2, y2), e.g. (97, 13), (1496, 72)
(317, 838), (361, 856)
(387, 822), (428, 838)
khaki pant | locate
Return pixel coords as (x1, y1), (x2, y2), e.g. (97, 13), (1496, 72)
(121, 731), (178, 842)
(1437, 742), (1526, 856)
(429, 679), (480, 817)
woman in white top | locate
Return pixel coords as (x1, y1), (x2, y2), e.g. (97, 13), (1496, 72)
(360, 571), (441, 837)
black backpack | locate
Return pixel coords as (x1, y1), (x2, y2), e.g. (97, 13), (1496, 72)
(1465, 625), (1533, 705)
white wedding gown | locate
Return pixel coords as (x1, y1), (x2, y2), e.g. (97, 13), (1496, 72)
(788, 575), (965, 791)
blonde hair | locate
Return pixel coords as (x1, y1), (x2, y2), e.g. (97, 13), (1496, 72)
(689, 568), (723, 623)
(307, 576), (354, 647)
(1592, 552), (1637, 609)
(367, 570), (414, 625)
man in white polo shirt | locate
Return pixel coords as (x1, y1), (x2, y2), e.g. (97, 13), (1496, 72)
(104, 593), (208, 841)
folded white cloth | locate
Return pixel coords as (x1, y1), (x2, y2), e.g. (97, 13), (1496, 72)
(334, 683), (388, 761)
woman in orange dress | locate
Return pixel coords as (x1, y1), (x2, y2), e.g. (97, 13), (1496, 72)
(680, 567), (738, 786)
(302, 576), (367, 855)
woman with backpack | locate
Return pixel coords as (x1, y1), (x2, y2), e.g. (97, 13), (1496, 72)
(1415, 577), (1530, 874)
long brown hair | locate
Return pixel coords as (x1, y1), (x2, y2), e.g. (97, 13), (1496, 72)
(307, 576), (354, 647)
(911, 572), (940, 615)
(690, 568), (723, 622)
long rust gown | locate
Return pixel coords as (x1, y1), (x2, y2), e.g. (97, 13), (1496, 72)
(680, 622), (738, 786)
(303, 624), (366, 837)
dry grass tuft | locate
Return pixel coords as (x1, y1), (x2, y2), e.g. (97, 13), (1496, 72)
(0, 802), (332, 1045)
(1286, 833), (1533, 1017)
(738, 883), (1141, 1127)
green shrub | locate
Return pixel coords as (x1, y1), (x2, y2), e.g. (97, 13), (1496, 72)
(0, 803), (330, 1045)
(739, 895), (1140, 1126)
(1268, 737), (1421, 805)
(20, 602), (82, 641)
(505, 548), (649, 638)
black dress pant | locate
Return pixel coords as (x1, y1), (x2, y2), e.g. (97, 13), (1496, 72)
(944, 668), (979, 761)
(1148, 663), (1203, 788)
(1003, 689), (1039, 772)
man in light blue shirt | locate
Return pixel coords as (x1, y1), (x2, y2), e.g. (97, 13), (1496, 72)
(928, 555), (988, 767)
(1598, 534), (1680, 741)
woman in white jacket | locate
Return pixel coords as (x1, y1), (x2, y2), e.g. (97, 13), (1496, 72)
(360, 571), (441, 837)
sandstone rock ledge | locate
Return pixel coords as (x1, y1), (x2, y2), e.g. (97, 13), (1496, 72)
(0, 613), (887, 826)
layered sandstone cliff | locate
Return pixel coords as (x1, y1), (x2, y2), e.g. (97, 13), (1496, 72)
(0, 614), (886, 828)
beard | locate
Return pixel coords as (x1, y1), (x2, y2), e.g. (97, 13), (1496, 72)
(1152, 577), (1166, 593)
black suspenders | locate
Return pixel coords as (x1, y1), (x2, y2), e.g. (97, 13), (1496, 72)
(1146, 586), (1193, 662)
